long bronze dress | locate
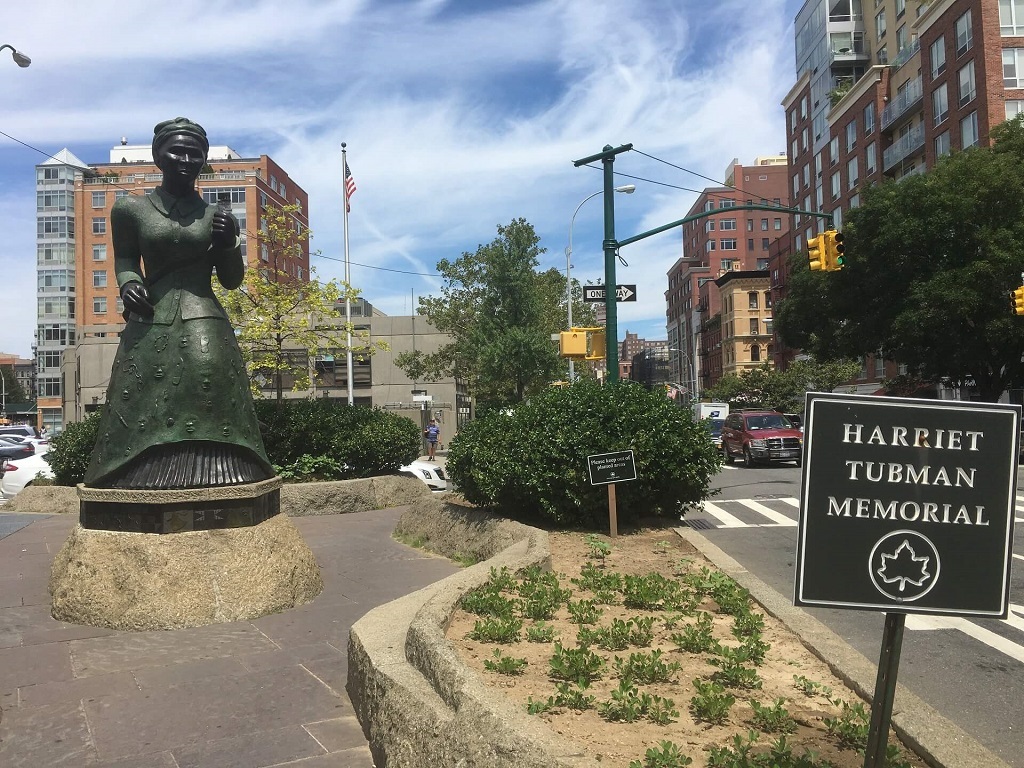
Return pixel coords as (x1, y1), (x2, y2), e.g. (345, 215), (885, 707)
(83, 187), (274, 489)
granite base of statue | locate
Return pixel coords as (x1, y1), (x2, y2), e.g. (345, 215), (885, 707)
(48, 116), (323, 631)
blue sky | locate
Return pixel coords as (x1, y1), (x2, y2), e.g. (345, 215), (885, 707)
(0, 0), (806, 359)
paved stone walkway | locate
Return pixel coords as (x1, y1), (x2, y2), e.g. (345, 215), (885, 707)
(0, 508), (459, 767)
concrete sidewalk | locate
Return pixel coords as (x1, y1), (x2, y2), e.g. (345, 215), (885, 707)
(0, 508), (459, 767)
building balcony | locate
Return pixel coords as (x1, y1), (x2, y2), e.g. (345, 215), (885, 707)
(880, 75), (923, 131)
(882, 123), (926, 171)
(829, 31), (870, 64)
(890, 37), (921, 71)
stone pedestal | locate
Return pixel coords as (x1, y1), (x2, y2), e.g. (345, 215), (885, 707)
(49, 479), (323, 631)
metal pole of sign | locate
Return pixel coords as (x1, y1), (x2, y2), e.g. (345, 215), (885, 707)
(863, 613), (906, 768)
(606, 483), (618, 538)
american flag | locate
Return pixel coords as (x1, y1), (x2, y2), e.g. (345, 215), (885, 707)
(345, 162), (357, 212)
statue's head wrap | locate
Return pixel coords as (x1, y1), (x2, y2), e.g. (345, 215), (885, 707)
(151, 117), (209, 158)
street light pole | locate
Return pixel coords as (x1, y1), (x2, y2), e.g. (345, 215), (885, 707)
(565, 184), (635, 381)
(0, 44), (31, 67)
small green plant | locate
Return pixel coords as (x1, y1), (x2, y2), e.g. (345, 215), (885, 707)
(670, 612), (717, 653)
(525, 695), (554, 715)
(548, 642), (605, 684)
(627, 615), (657, 646)
(653, 539), (673, 554)
(598, 678), (647, 723)
(749, 697), (797, 734)
(572, 561), (623, 593)
(521, 594), (562, 620)
(629, 740), (692, 768)
(622, 572), (681, 610)
(526, 621), (557, 643)
(553, 680), (596, 711)
(824, 697), (870, 750)
(486, 566), (518, 592)
(646, 695), (680, 726)
(613, 649), (681, 685)
(690, 679), (736, 724)
(566, 598), (603, 625)
(711, 577), (753, 616)
(483, 648), (527, 675)
(467, 616), (522, 644)
(584, 533), (611, 559)
(452, 551), (481, 567)
(709, 645), (763, 689)
(793, 674), (832, 698)
(732, 610), (766, 638)
(394, 531), (428, 549)
(739, 635), (771, 666)
(460, 588), (518, 618)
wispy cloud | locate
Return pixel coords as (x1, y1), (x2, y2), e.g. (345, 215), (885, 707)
(0, 0), (802, 359)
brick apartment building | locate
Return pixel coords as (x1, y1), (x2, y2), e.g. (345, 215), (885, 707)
(665, 156), (790, 396)
(773, 0), (1024, 396)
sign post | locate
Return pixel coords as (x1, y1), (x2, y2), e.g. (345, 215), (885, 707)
(796, 392), (1019, 767)
(587, 450), (637, 538)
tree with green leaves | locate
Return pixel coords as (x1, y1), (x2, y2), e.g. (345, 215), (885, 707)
(774, 116), (1024, 402)
(703, 358), (861, 412)
(215, 203), (385, 401)
(397, 218), (589, 410)
(0, 365), (27, 406)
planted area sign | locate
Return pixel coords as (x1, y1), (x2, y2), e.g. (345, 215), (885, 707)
(795, 392), (1019, 618)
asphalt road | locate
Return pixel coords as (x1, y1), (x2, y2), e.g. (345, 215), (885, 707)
(699, 461), (1024, 767)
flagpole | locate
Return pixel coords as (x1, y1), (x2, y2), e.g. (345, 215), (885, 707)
(341, 142), (354, 406)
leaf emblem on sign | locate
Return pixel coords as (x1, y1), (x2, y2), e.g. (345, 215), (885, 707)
(876, 540), (932, 593)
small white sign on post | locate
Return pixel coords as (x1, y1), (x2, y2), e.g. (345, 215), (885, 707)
(587, 450), (637, 537)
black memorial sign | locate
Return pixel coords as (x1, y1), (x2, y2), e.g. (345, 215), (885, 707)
(587, 450), (637, 485)
(795, 392), (1019, 618)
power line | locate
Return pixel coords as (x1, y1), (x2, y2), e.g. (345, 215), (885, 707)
(316, 253), (440, 277)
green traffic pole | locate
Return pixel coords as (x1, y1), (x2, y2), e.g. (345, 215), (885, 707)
(602, 147), (619, 382)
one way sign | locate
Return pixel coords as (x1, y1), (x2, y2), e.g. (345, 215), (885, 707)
(583, 285), (637, 303)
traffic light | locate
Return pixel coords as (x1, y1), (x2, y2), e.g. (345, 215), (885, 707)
(559, 330), (587, 357)
(824, 230), (845, 270)
(807, 234), (825, 271)
(1012, 286), (1024, 316)
(586, 329), (606, 360)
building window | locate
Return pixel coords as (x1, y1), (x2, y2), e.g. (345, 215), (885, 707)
(92, 217), (106, 235)
(865, 141), (877, 174)
(91, 191), (105, 208)
(92, 270), (107, 288)
(831, 173), (841, 200)
(895, 24), (908, 53)
(932, 83), (949, 126)
(115, 189), (130, 200)
(847, 157), (859, 189)
(863, 102), (875, 134)
(1007, 99), (1024, 119)
(761, 237), (770, 249)
(761, 218), (769, 231)
(721, 218), (737, 230)
(37, 217), (68, 238)
(930, 36), (946, 78)
(720, 239), (737, 250)
(1001, 0), (1024, 36)
(792, 174), (800, 198)
(757, 258), (769, 270)
(961, 111), (979, 148)
(93, 297), (107, 314)
(748, 238), (755, 250)
(878, 44), (888, 65)
(829, 135), (839, 165)
(956, 10), (972, 56)
(845, 120), (857, 152)
(802, 164), (810, 189)
(750, 344), (761, 362)
(773, 218), (782, 231)
(1003, 49), (1024, 88)
(705, 220), (716, 233)
(934, 130), (951, 158)
(875, 9), (886, 39)
(896, 0), (906, 18)
(746, 219), (754, 231)
(720, 199), (736, 208)
(92, 244), (107, 261)
(748, 292), (759, 309)
(958, 60), (976, 106)
(801, 127), (809, 151)
(749, 318), (759, 336)
(706, 240), (716, 252)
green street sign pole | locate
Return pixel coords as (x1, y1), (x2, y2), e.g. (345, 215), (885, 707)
(574, 143), (632, 383)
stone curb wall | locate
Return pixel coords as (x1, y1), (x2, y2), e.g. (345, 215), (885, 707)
(347, 497), (601, 768)
(6, 474), (428, 516)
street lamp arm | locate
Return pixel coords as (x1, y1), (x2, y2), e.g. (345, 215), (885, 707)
(0, 44), (31, 67)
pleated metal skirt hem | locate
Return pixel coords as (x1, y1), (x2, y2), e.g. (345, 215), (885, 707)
(98, 441), (274, 490)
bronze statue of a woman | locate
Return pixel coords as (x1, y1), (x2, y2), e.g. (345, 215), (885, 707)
(84, 117), (274, 489)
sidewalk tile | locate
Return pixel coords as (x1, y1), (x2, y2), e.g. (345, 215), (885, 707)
(302, 715), (366, 752)
(17, 670), (139, 708)
(132, 655), (250, 690)
(170, 725), (325, 768)
(236, 641), (343, 673)
(0, 641), (73, 690)
(0, 698), (95, 767)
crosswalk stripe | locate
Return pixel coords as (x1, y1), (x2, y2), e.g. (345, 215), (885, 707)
(906, 614), (1024, 664)
(700, 501), (748, 528)
(741, 500), (798, 527)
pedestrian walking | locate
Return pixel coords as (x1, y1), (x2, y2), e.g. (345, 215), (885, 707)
(424, 419), (440, 461)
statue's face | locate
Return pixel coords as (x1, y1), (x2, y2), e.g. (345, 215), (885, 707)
(156, 134), (206, 183)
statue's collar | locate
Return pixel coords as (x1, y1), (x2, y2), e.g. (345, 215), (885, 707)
(148, 186), (205, 218)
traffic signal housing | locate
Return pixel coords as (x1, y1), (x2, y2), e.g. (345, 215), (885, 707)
(824, 230), (845, 270)
(1012, 286), (1024, 316)
(807, 234), (826, 271)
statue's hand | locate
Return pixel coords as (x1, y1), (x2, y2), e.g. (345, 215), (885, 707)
(121, 281), (154, 318)
(212, 209), (240, 249)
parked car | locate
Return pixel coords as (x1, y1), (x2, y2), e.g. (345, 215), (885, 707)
(0, 434), (48, 455)
(0, 425), (40, 440)
(703, 417), (726, 450)
(721, 410), (804, 467)
(1, 453), (54, 499)
(399, 459), (448, 492)
(0, 435), (35, 461)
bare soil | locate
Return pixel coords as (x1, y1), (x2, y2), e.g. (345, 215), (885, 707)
(447, 527), (930, 768)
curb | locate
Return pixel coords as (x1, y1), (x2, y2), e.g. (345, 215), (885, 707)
(675, 526), (1011, 768)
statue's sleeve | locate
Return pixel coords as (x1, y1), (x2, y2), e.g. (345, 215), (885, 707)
(112, 197), (144, 288)
(211, 232), (244, 290)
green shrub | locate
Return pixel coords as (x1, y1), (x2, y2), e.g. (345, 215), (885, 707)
(46, 411), (101, 486)
(254, 399), (420, 479)
(445, 379), (721, 527)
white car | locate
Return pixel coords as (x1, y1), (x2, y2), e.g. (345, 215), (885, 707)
(1, 453), (55, 499)
(399, 459), (447, 492)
